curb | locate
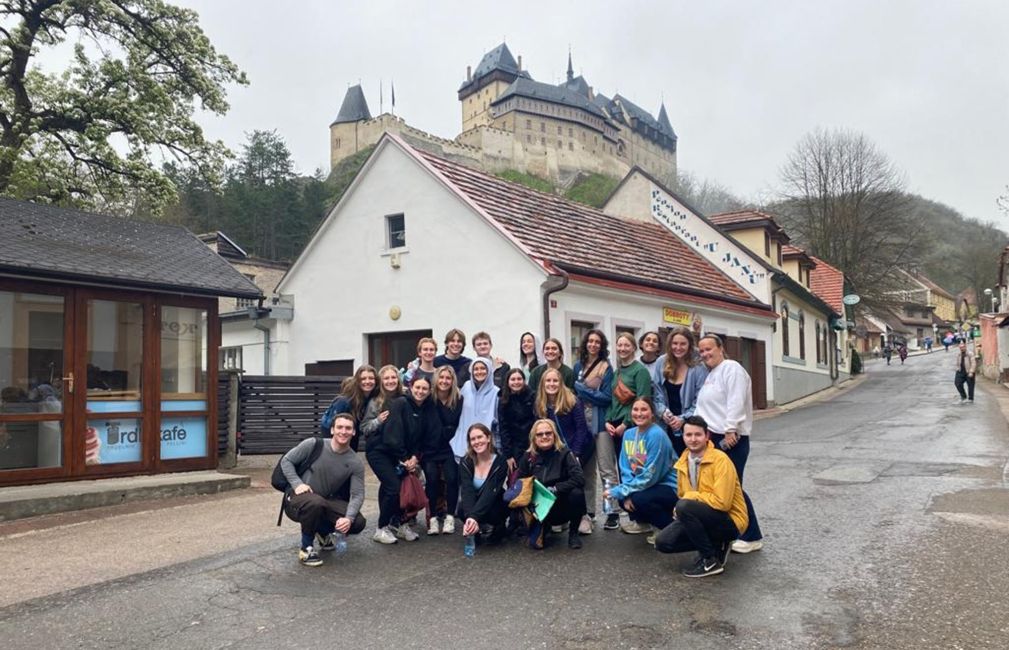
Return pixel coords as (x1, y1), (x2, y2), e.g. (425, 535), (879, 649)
(755, 373), (869, 421)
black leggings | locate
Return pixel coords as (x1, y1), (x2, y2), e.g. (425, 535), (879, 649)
(422, 456), (459, 518)
(543, 488), (586, 529)
(366, 449), (402, 528)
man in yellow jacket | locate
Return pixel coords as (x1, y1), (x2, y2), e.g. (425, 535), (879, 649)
(654, 415), (748, 577)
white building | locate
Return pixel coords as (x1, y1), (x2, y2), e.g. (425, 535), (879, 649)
(262, 133), (780, 404)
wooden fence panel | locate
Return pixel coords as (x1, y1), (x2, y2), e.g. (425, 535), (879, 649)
(238, 375), (345, 454)
(217, 376), (230, 456)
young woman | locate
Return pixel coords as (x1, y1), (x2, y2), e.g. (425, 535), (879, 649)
(403, 337), (438, 387)
(573, 329), (612, 532)
(459, 423), (510, 543)
(365, 375), (438, 544)
(598, 332), (653, 531)
(518, 331), (545, 378)
(328, 365), (378, 451)
(535, 366), (592, 534)
(360, 365), (404, 443)
(425, 366), (463, 535)
(472, 331), (511, 388)
(638, 331), (662, 375)
(517, 419), (586, 550)
(695, 333), (763, 554)
(451, 357), (499, 460)
(498, 368), (536, 473)
(528, 338), (575, 393)
(651, 326), (709, 457)
(604, 396), (678, 538)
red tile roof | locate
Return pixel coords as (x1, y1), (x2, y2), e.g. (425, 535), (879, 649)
(411, 146), (762, 307)
(809, 256), (844, 313)
(781, 244), (804, 256)
(708, 210), (780, 227)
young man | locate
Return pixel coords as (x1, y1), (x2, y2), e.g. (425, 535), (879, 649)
(654, 415), (748, 578)
(435, 328), (472, 387)
(472, 331), (511, 388)
(281, 413), (367, 566)
(953, 340), (977, 403)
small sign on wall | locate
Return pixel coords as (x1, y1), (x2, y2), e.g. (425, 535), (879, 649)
(662, 307), (692, 326)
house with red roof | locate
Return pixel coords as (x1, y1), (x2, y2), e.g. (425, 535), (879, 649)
(703, 210), (845, 403)
(266, 133), (779, 407)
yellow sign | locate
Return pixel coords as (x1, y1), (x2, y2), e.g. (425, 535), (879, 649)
(663, 307), (692, 326)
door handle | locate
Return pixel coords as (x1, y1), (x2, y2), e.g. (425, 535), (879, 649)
(62, 372), (74, 395)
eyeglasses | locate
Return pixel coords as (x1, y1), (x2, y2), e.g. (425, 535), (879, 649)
(534, 432), (554, 438)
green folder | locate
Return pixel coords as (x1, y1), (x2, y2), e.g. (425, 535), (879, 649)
(531, 479), (557, 521)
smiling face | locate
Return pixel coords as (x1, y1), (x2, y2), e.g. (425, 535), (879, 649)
(543, 370), (561, 397)
(630, 399), (654, 428)
(616, 336), (635, 362)
(472, 361), (489, 383)
(410, 377), (431, 402)
(641, 332), (660, 354)
(543, 340), (561, 363)
(331, 416), (355, 449)
(683, 423), (708, 453)
(532, 421), (556, 451)
(419, 341), (437, 363)
(521, 334), (536, 355)
(380, 368), (400, 392)
(507, 371), (526, 394)
(435, 369), (454, 394)
(473, 337), (492, 357)
(447, 336), (464, 357)
(586, 332), (602, 358)
(698, 338), (724, 368)
(468, 426), (491, 455)
(670, 333), (691, 360)
(358, 370), (376, 393)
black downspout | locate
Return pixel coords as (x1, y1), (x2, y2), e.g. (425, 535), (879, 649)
(542, 266), (569, 341)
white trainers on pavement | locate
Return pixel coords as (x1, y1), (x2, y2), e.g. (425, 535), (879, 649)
(372, 526), (397, 545)
(396, 523), (420, 542)
(578, 514), (593, 535)
(620, 519), (652, 534)
(442, 514), (456, 534)
(731, 539), (763, 554)
(427, 517), (441, 536)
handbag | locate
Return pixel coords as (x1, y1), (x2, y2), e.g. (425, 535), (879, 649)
(613, 373), (635, 405)
(399, 472), (429, 520)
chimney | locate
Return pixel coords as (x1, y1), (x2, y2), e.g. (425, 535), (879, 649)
(466, 65), (471, 82)
(517, 55), (522, 71)
(588, 86), (594, 101)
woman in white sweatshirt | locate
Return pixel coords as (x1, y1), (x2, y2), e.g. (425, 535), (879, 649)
(694, 333), (763, 554)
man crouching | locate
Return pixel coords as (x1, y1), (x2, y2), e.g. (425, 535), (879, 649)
(281, 413), (366, 566)
(654, 415), (748, 577)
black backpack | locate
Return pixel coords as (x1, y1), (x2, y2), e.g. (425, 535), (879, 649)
(272, 437), (325, 525)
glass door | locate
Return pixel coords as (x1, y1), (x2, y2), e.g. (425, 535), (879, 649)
(0, 286), (72, 482)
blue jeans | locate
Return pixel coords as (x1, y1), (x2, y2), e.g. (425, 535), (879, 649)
(626, 483), (678, 529)
(709, 433), (762, 542)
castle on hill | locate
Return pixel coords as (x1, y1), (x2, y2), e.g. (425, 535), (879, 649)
(329, 43), (677, 186)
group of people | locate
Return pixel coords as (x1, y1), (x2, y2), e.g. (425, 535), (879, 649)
(279, 327), (764, 577)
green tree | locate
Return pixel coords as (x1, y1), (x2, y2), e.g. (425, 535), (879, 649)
(0, 0), (246, 212)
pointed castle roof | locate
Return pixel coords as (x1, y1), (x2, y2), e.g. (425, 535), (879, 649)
(473, 43), (522, 80)
(657, 103), (675, 137)
(332, 85), (371, 125)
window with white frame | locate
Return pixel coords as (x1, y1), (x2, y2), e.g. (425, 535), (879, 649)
(220, 346), (243, 371)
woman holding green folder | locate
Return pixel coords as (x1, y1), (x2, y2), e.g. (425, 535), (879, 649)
(516, 419), (586, 549)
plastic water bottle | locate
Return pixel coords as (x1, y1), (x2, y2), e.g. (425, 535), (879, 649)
(602, 479), (614, 515)
(333, 532), (348, 557)
(463, 534), (476, 558)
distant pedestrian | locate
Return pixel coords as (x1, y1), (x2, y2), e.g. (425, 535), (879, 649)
(281, 414), (367, 567)
(883, 344), (893, 365)
(954, 341), (977, 403)
(898, 345), (908, 365)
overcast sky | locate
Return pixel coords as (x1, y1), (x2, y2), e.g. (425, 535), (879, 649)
(179, 0), (1009, 225)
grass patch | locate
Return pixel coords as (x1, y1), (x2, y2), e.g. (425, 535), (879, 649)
(564, 173), (620, 208)
(495, 169), (556, 194)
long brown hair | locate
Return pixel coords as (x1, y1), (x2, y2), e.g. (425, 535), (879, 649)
(341, 365), (378, 419)
(662, 326), (698, 382)
(534, 367), (576, 417)
(465, 422), (497, 464)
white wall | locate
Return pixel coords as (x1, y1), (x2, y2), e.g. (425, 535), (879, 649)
(221, 320), (270, 375)
(273, 141), (546, 372)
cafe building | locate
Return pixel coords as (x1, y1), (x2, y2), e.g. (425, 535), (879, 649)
(0, 199), (261, 486)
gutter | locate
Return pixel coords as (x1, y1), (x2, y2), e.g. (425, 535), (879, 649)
(249, 303), (272, 375)
(541, 264), (569, 341)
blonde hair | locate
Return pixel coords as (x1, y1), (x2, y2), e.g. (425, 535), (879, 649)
(616, 331), (638, 351)
(375, 364), (403, 408)
(534, 367), (577, 417)
(434, 365), (460, 409)
(416, 337), (438, 355)
(526, 418), (567, 455)
(662, 326), (698, 382)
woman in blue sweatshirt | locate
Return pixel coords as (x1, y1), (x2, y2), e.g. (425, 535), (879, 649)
(605, 396), (678, 537)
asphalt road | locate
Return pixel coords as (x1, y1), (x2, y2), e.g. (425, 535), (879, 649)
(2, 350), (1008, 649)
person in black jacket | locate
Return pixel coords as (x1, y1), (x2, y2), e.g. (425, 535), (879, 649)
(366, 376), (438, 545)
(498, 368), (536, 472)
(517, 418), (586, 550)
(426, 366), (463, 535)
(459, 423), (509, 543)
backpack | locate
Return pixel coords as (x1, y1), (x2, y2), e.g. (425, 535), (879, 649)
(320, 397), (346, 435)
(272, 437), (326, 527)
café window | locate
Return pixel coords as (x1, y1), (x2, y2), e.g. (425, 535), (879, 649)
(160, 306), (209, 461)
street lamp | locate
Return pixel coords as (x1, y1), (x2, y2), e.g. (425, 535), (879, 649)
(984, 288), (993, 313)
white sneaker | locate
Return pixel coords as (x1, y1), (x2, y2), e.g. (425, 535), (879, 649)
(620, 519), (652, 534)
(396, 523), (420, 542)
(578, 514), (593, 535)
(731, 539), (764, 554)
(442, 514), (456, 535)
(372, 526), (397, 545)
(427, 517), (441, 536)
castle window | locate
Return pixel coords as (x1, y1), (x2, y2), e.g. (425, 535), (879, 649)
(386, 213), (406, 250)
(334, 138), (341, 149)
(568, 128), (573, 137)
(557, 125), (562, 135)
(526, 119), (532, 129)
(540, 122), (545, 132)
(557, 140), (562, 148)
(568, 142), (573, 151)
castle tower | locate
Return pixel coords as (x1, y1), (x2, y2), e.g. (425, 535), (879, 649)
(330, 84), (373, 168)
(458, 43), (524, 132)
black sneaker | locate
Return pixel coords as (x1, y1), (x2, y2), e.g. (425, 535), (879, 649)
(683, 556), (723, 578)
(603, 513), (620, 530)
(568, 531), (583, 550)
(315, 533), (336, 552)
(719, 540), (733, 567)
(298, 546), (323, 567)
